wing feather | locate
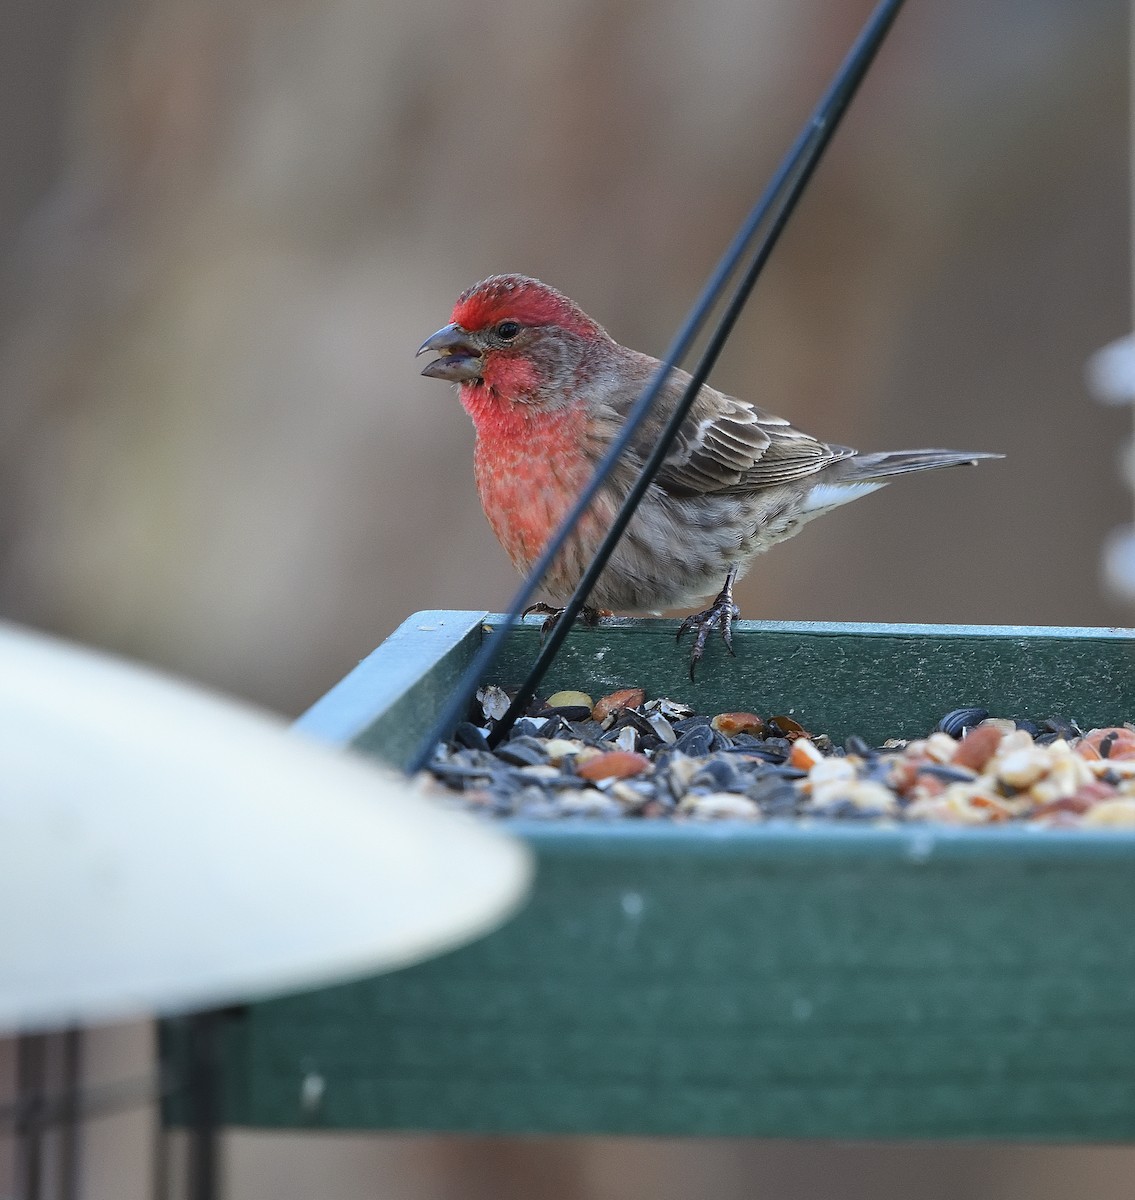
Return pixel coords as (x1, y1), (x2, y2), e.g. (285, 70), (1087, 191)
(603, 353), (853, 496)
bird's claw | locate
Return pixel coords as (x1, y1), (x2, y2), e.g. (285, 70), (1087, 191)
(521, 603), (604, 639)
(676, 593), (741, 681)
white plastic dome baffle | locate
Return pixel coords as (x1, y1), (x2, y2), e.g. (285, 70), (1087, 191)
(0, 622), (531, 1033)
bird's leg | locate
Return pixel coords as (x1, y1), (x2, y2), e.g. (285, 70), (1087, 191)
(521, 602), (607, 638)
(676, 568), (741, 681)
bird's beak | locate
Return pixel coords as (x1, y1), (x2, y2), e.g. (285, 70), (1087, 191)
(416, 323), (483, 382)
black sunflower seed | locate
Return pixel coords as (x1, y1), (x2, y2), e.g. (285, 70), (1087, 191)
(453, 722), (489, 751)
(495, 738), (548, 767)
(936, 707), (989, 738)
(674, 725), (714, 756)
(541, 704), (593, 722)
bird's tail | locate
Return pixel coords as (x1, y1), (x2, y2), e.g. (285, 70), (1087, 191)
(843, 449), (1003, 482)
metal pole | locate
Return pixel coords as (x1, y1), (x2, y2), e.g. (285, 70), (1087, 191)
(57, 1030), (81, 1200)
(185, 1013), (223, 1200)
(15, 1034), (46, 1200)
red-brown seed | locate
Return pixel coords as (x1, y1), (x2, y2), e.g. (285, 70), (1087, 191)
(953, 724), (1004, 772)
(1077, 727), (1135, 761)
(711, 712), (766, 737)
(887, 758), (921, 795)
(1035, 793), (1098, 817)
(576, 750), (651, 781)
(591, 688), (646, 723)
(769, 715), (809, 740)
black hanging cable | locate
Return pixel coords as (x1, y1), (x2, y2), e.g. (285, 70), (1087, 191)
(186, 1011), (223, 1200)
(404, 182), (793, 777)
(16, 1034), (46, 1200)
(405, 0), (906, 774)
(59, 1029), (82, 1200)
(487, 0), (905, 743)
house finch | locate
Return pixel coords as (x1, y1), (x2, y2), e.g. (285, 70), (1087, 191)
(418, 275), (1000, 675)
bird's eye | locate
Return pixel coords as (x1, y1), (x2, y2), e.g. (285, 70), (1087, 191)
(496, 320), (521, 341)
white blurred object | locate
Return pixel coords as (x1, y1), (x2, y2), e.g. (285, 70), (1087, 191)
(1088, 334), (1135, 601)
(1087, 334), (1135, 405)
(0, 622), (531, 1033)
(1101, 525), (1135, 601)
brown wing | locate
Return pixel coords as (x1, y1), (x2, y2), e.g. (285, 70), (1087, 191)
(603, 354), (853, 497)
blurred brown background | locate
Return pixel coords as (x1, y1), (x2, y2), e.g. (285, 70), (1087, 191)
(2, 0), (1132, 1195)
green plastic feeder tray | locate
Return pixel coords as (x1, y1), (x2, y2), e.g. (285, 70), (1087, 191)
(170, 613), (1135, 1140)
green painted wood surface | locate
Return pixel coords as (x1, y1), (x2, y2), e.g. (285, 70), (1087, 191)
(299, 612), (481, 769)
(170, 613), (1135, 1139)
(302, 612), (1135, 769)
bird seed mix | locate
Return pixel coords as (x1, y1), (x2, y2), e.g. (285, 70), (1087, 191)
(423, 687), (1135, 826)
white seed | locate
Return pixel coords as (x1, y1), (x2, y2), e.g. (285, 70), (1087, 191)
(996, 729), (1036, 755)
(996, 749), (1049, 789)
(647, 698), (695, 721)
(924, 733), (959, 763)
(667, 753), (701, 788)
(609, 781), (650, 808)
(476, 684), (511, 721)
(842, 781), (899, 813)
(904, 796), (954, 822)
(1082, 799), (1135, 827)
(912, 782), (1013, 824)
(555, 789), (622, 816)
(543, 738), (583, 765)
(1058, 755), (1093, 790)
(1089, 758), (1135, 777)
(806, 757), (859, 805)
(809, 758), (858, 787)
(685, 793), (762, 819)
(518, 764), (560, 780)
(613, 725), (638, 752)
(647, 712), (678, 744)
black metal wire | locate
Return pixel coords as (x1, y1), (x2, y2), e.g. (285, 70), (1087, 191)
(151, 1123), (169, 1200)
(186, 1011), (222, 1200)
(58, 1029), (81, 1200)
(488, 0), (908, 742)
(404, 238), (773, 771)
(16, 1034), (46, 1200)
(405, 0), (907, 774)
(151, 1049), (171, 1200)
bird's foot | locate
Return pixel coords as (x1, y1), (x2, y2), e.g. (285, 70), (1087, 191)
(521, 603), (607, 638)
(676, 585), (740, 681)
